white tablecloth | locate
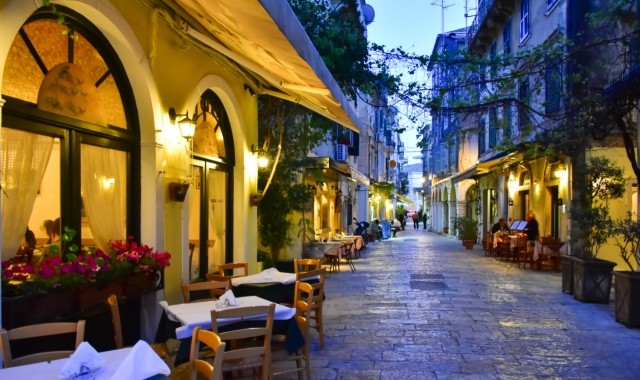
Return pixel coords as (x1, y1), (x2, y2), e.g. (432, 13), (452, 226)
(161, 295), (295, 339)
(231, 268), (296, 286)
(0, 347), (167, 380)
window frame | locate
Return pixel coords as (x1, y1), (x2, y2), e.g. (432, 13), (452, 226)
(520, 0), (530, 42)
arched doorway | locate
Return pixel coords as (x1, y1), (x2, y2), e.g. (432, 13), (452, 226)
(187, 90), (234, 280)
(1, 6), (139, 258)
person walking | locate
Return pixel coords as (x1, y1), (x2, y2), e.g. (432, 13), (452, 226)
(422, 212), (427, 229)
(412, 211), (419, 229)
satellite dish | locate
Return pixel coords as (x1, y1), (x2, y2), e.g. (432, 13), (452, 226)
(362, 4), (375, 25)
(389, 159), (397, 168)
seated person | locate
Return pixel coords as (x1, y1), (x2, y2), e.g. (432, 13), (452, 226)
(16, 227), (37, 262)
(491, 218), (509, 235)
(369, 219), (382, 239)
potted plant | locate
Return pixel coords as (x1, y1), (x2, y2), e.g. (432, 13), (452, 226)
(565, 157), (624, 303)
(454, 217), (478, 250)
(611, 212), (640, 327)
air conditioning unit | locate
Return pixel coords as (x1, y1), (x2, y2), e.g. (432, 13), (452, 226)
(336, 144), (348, 162)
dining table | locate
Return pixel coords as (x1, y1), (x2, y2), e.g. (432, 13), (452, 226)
(334, 235), (365, 258)
(157, 295), (305, 365)
(533, 240), (566, 270)
(0, 346), (167, 379)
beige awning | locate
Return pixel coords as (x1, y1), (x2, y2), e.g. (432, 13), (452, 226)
(174, 0), (361, 133)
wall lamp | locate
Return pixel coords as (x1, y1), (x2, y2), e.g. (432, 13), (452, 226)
(251, 144), (269, 168)
(169, 107), (196, 141)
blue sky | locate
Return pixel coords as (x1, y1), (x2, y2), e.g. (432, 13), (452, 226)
(365, 0), (470, 161)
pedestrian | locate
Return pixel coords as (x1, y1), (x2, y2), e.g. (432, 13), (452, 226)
(398, 213), (406, 230)
(412, 211), (419, 229)
(422, 212), (427, 229)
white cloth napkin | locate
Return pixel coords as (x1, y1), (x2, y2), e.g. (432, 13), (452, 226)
(217, 289), (239, 306)
(109, 340), (170, 380)
(58, 341), (105, 379)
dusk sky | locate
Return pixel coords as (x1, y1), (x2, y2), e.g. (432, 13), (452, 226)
(365, 0), (470, 162)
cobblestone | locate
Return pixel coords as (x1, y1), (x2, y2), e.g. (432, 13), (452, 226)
(298, 228), (640, 379)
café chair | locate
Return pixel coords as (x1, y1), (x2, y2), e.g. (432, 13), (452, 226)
(170, 327), (225, 380)
(0, 320), (86, 368)
(340, 241), (356, 272)
(296, 268), (326, 349)
(206, 273), (233, 287)
(210, 304), (275, 380)
(293, 258), (322, 274)
(217, 262), (249, 277)
(107, 294), (180, 369)
(181, 280), (230, 303)
(271, 281), (312, 379)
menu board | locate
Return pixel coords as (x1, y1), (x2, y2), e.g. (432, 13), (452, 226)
(509, 220), (527, 231)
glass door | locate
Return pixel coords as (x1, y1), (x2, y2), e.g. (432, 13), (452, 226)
(188, 162), (228, 280)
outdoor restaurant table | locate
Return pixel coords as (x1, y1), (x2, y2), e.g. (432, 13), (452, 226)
(230, 268), (297, 304)
(0, 347), (167, 379)
(157, 295), (304, 365)
(534, 241), (566, 270)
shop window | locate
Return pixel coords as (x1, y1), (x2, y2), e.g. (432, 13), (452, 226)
(1, 6), (139, 257)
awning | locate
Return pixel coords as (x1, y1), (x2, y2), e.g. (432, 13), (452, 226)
(305, 157), (351, 177)
(451, 152), (522, 184)
(174, 0), (361, 133)
(395, 193), (413, 205)
(350, 168), (370, 187)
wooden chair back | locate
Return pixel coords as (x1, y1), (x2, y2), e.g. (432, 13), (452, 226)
(217, 262), (249, 277)
(272, 281), (313, 379)
(107, 294), (179, 367)
(295, 268), (326, 348)
(190, 327), (226, 380)
(181, 280), (230, 303)
(107, 294), (124, 349)
(0, 320), (85, 368)
(206, 273), (233, 288)
(210, 304), (275, 379)
(293, 259), (322, 274)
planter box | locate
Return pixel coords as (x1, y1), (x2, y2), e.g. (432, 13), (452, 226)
(572, 257), (616, 304)
(613, 271), (640, 328)
(561, 255), (576, 294)
(2, 271), (162, 330)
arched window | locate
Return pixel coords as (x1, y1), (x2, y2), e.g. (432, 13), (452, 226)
(188, 90), (235, 279)
(1, 6), (139, 257)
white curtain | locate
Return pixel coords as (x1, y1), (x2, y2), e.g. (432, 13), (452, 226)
(1, 129), (53, 260)
(208, 170), (226, 265)
(80, 144), (126, 251)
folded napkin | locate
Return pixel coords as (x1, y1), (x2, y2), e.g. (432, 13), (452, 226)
(217, 289), (239, 306)
(59, 341), (105, 379)
(109, 340), (170, 380)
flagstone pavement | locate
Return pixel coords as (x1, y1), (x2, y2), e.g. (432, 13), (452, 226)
(300, 228), (640, 380)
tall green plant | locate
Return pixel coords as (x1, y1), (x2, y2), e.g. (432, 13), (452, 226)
(569, 156), (626, 258)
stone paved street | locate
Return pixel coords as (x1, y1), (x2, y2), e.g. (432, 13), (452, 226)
(303, 228), (640, 379)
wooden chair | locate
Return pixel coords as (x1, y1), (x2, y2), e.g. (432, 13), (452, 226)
(188, 243), (196, 281)
(170, 327), (225, 380)
(217, 263), (249, 277)
(181, 280), (230, 303)
(271, 281), (312, 379)
(293, 258), (322, 274)
(493, 233), (510, 259)
(0, 320), (85, 368)
(210, 304), (275, 380)
(206, 273), (233, 287)
(107, 295), (180, 369)
(296, 268), (326, 349)
(340, 241), (356, 272)
(484, 231), (493, 256)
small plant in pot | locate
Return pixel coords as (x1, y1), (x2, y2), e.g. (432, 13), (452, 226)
(454, 217), (478, 250)
(611, 212), (640, 327)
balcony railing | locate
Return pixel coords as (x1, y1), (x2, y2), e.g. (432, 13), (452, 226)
(467, 0), (495, 47)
